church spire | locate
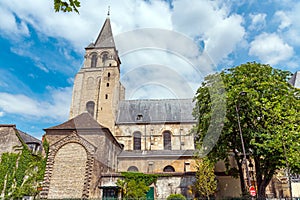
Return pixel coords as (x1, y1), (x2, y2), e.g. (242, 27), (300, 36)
(94, 8), (115, 48)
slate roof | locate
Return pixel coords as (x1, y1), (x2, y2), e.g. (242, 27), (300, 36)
(116, 99), (196, 124)
(17, 130), (41, 145)
(118, 150), (195, 158)
(289, 71), (300, 88)
(45, 112), (106, 130)
(92, 17), (116, 48)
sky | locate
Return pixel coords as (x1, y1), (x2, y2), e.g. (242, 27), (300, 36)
(0, 0), (299, 139)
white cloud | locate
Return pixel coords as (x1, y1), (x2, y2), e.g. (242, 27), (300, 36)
(274, 3), (300, 47)
(249, 13), (267, 30)
(0, 0), (172, 51)
(275, 11), (291, 30)
(172, 0), (245, 65)
(0, 111), (4, 117)
(0, 6), (29, 39)
(249, 33), (294, 65)
(0, 87), (72, 122)
(0, 0), (245, 71)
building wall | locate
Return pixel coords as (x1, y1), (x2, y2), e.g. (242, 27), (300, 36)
(292, 182), (300, 197)
(0, 125), (22, 158)
(156, 175), (195, 199)
(47, 142), (87, 199)
(118, 158), (196, 173)
(216, 176), (242, 198)
(69, 47), (122, 133)
(115, 123), (194, 151)
(99, 174), (196, 199)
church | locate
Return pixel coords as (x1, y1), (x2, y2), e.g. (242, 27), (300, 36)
(39, 14), (242, 199)
(40, 14), (203, 199)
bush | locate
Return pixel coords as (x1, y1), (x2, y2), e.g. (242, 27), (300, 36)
(167, 193), (186, 200)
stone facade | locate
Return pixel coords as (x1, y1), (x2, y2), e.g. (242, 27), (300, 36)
(115, 123), (194, 152)
(0, 124), (42, 159)
(69, 17), (124, 133)
(0, 125), (22, 156)
(47, 142), (88, 199)
(41, 113), (123, 199)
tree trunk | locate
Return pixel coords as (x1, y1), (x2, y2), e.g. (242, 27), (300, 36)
(235, 155), (246, 195)
(257, 182), (267, 200)
(254, 157), (274, 200)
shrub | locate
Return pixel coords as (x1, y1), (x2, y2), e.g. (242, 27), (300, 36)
(167, 193), (186, 200)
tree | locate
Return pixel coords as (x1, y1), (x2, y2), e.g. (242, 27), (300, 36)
(0, 144), (47, 199)
(54, 0), (81, 13)
(116, 172), (157, 199)
(194, 157), (217, 199)
(193, 62), (300, 199)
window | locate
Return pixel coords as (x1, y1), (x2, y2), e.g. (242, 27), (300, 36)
(86, 101), (95, 116)
(133, 131), (141, 150)
(102, 53), (108, 63)
(105, 94), (108, 99)
(184, 162), (190, 172)
(136, 114), (143, 121)
(163, 165), (175, 172)
(108, 72), (111, 81)
(127, 166), (139, 172)
(91, 53), (97, 68)
(148, 162), (154, 173)
(163, 131), (172, 150)
(106, 83), (109, 87)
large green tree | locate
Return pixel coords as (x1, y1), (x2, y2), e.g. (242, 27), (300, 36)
(193, 62), (300, 199)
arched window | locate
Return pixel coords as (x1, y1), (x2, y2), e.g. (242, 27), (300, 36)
(127, 166), (139, 172)
(86, 101), (95, 117)
(163, 165), (175, 172)
(91, 53), (97, 68)
(102, 52), (108, 63)
(163, 131), (172, 150)
(133, 132), (141, 150)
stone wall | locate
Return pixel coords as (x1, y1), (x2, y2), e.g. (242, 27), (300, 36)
(47, 143), (87, 199)
(41, 132), (96, 199)
(99, 173), (195, 199)
(156, 174), (195, 199)
(292, 182), (300, 197)
(69, 47), (122, 133)
(216, 176), (241, 198)
(118, 158), (196, 173)
(115, 123), (195, 151)
(0, 125), (21, 158)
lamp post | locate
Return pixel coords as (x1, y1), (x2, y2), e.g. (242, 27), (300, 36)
(235, 92), (252, 192)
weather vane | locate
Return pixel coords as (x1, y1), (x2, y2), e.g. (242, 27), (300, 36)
(107, 6), (110, 16)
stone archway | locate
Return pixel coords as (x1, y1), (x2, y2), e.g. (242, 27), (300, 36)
(47, 142), (87, 199)
(41, 132), (96, 199)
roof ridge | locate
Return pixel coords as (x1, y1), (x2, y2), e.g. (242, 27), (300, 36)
(121, 98), (193, 102)
(45, 112), (106, 130)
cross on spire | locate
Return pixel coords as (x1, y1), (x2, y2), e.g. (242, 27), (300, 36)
(107, 6), (110, 17)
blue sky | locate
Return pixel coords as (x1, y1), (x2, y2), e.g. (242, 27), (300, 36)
(0, 0), (299, 139)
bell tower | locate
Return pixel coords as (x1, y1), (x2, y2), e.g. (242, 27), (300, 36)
(69, 14), (125, 133)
